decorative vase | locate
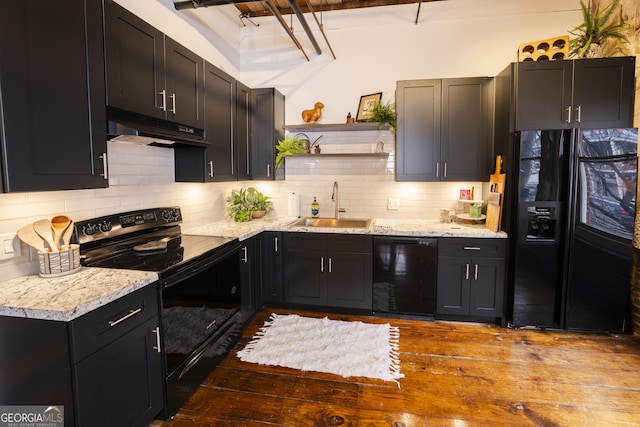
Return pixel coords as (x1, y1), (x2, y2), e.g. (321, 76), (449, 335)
(251, 209), (268, 219)
(584, 42), (603, 58)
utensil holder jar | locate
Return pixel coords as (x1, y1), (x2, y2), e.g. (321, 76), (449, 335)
(38, 244), (81, 277)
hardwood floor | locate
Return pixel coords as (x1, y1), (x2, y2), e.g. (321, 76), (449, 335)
(155, 308), (640, 426)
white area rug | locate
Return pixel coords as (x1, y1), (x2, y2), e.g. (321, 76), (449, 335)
(237, 313), (404, 385)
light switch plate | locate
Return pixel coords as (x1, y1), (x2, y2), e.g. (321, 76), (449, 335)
(388, 198), (400, 210)
(0, 233), (21, 261)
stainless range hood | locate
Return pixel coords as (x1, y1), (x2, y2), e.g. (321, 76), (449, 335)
(106, 108), (206, 147)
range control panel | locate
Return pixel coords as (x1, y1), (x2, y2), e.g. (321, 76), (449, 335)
(75, 207), (182, 245)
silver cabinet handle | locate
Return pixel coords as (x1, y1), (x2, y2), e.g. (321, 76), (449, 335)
(274, 236), (279, 252)
(436, 162), (439, 178)
(108, 307), (142, 327)
(99, 153), (108, 179)
(575, 105), (581, 123)
(266, 164), (271, 177)
(465, 263), (470, 280)
(320, 256), (324, 273)
(241, 246), (248, 263)
(208, 160), (214, 178)
(328, 257), (332, 273)
(565, 106), (571, 123)
(169, 93), (176, 114)
(152, 326), (161, 353)
(463, 246), (481, 251)
(159, 90), (167, 112)
(474, 264), (478, 281)
(443, 162), (447, 178)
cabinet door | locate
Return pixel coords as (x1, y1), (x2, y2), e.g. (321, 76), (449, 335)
(262, 232), (283, 304)
(0, 0), (107, 192)
(515, 61), (573, 130)
(468, 258), (505, 317)
(436, 257), (469, 315)
(441, 78), (491, 181)
(396, 80), (441, 181)
(204, 62), (236, 181)
(572, 57), (635, 129)
(327, 252), (372, 310)
(240, 238), (258, 321)
(251, 88), (285, 180)
(236, 81), (252, 181)
(164, 37), (204, 129)
(104, 0), (165, 120)
(283, 248), (325, 305)
(75, 317), (163, 427)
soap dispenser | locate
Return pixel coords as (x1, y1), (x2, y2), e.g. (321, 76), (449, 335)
(311, 197), (319, 218)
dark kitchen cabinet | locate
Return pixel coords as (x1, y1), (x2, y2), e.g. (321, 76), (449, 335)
(283, 233), (372, 310)
(174, 67), (253, 182)
(251, 88), (285, 180)
(0, 286), (163, 427)
(515, 57), (634, 130)
(396, 77), (493, 182)
(437, 238), (506, 322)
(261, 231), (283, 305)
(104, 0), (204, 129)
(0, 0), (108, 192)
(240, 237), (260, 320)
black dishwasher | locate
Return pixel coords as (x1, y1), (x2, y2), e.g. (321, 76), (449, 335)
(373, 236), (438, 317)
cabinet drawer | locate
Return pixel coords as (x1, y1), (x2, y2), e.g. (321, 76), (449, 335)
(70, 285), (159, 362)
(328, 234), (372, 253)
(438, 238), (506, 258)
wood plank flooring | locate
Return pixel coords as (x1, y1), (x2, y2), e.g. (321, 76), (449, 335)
(154, 308), (640, 426)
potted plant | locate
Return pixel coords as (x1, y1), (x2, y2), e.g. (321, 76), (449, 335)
(275, 134), (308, 170)
(367, 100), (397, 130)
(226, 187), (273, 222)
(569, 0), (636, 58)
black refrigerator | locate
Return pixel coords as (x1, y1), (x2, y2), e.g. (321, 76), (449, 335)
(511, 128), (637, 332)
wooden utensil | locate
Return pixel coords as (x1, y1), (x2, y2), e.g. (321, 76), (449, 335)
(61, 220), (75, 249)
(51, 215), (71, 251)
(33, 219), (59, 252)
(486, 155), (506, 232)
(16, 224), (46, 252)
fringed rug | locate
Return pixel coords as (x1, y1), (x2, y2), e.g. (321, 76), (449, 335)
(237, 313), (404, 385)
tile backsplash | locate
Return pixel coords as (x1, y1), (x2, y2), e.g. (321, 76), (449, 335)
(0, 136), (483, 280)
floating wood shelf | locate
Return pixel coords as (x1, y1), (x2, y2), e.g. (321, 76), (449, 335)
(286, 152), (389, 158)
(284, 123), (389, 132)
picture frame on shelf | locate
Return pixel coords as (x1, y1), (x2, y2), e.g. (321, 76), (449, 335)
(356, 92), (382, 122)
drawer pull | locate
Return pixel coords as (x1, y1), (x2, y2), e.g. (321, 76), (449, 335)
(108, 307), (142, 327)
(463, 246), (481, 251)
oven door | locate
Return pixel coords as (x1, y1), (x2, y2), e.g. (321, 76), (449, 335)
(159, 243), (243, 419)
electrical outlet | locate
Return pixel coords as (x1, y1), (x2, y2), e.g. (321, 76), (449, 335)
(0, 233), (21, 261)
(387, 198), (400, 210)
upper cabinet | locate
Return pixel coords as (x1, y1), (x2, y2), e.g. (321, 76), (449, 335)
(515, 57), (635, 130)
(104, 0), (204, 129)
(396, 77), (493, 182)
(0, 0), (108, 192)
(251, 88), (285, 180)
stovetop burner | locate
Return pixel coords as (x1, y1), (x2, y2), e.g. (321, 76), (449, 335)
(75, 207), (239, 276)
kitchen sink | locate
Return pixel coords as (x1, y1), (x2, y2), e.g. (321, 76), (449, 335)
(291, 217), (372, 228)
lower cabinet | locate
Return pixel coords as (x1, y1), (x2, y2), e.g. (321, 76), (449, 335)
(437, 238), (506, 321)
(0, 285), (164, 427)
(261, 231), (283, 305)
(283, 233), (372, 310)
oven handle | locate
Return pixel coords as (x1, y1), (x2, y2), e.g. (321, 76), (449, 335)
(161, 241), (242, 289)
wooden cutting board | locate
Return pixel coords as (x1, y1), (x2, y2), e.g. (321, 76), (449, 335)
(486, 155), (506, 232)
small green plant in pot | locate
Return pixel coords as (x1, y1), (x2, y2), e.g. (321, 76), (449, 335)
(367, 100), (397, 130)
(226, 187), (273, 222)
(275, 134), (307, 170)
(569, 0), (636, 58)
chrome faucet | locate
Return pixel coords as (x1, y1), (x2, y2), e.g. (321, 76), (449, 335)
(332, 181), (346, 219)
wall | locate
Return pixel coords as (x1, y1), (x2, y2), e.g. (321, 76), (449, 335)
(0, 1), (589, 281)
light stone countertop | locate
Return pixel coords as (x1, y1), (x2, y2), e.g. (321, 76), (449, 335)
(185, 215), (507, 239)
(0, 267), (158, 322)
(1, 215), (505, 322)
